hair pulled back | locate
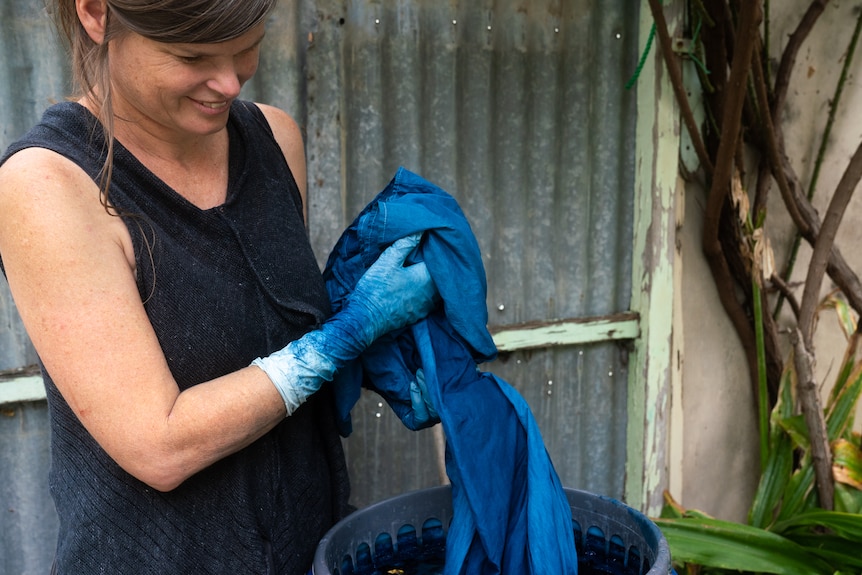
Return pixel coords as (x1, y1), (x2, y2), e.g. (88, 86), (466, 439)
(51, 0), (277, 203)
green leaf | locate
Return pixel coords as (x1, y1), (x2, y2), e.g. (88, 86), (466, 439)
(834, 482), (862, 514)
(820, 295), (857, 342)
(826, 361), (862, 442)
(784, 532), (862, 570)
(832, 438), (862, 490)
(659, 497), (686, 520)
(654, 516), (834, 575)
(659, 490), (715, 521)
(750, 360), (798, 527)
(777, 414), (809, 451)
(827, 332), (862, 406)
(776, 465), (817, 524)
(774, 509), (862, 540)
(775, 355), (797, 422)
(749, 426), (793, 528)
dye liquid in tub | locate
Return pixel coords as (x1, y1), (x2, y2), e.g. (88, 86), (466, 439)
(335, 519), (654, 575)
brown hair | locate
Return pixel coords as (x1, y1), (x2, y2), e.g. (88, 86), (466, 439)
(51, 0), (277, 205)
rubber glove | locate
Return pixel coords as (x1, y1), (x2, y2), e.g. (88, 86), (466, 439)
(409, 368), (439, 428)
(252, 233), (437, 415)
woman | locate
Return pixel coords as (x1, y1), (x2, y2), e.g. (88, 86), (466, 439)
(0, 1), (435, 573)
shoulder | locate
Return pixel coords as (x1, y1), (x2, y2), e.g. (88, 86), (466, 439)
(0, 146), (95, 204)
(254, 103), (302, 141)
(0, 147), (134, 270)
(1, 102), (105, 182)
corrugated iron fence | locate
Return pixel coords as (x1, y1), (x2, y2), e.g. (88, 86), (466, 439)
(1, 0), (639, 572)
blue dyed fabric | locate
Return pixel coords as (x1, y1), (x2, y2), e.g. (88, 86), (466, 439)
(323, 167), (578, 575)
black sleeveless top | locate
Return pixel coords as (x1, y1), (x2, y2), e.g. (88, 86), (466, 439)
(0, 101), (351, 574)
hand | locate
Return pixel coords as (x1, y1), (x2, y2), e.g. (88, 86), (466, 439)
(344, 232), (437, 348)
(252, 233), (437, 415)
(408, 368), (439, 428)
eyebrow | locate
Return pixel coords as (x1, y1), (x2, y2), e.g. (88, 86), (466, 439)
(173, 31), (267, 57)
(243, 31), (267, 52)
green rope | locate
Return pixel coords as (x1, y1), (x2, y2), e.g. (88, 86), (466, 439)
(626, 22), (656, 90)
(687, 12), (711, 77)
(627, 7), (710, 90)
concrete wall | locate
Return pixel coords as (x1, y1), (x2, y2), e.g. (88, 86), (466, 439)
(675, 0), (862, 522)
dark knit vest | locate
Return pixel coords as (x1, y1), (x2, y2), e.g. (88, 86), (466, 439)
(0, 101), (351, 574)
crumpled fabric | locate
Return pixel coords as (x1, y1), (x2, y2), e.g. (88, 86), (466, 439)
(323, 167), (578, 575)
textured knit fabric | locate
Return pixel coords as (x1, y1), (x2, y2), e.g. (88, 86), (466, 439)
(324, 168), (578, 575)
(0, 101), (351, 575)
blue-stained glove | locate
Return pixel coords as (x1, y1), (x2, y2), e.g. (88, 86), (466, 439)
(409, 368), (438, 427)
(252, 233), (437, 415)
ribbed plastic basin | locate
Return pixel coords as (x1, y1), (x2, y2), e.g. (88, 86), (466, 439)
(313, 485), (671, 575)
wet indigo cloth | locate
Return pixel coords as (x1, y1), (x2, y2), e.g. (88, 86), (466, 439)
(323, 167), (578, 575)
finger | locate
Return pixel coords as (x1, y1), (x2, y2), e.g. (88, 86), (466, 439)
(410, 380), (430, 422)
(391, 232), (422, 251)
(414, 368), (438, 419)
(379, 233), (422, 266)
(401, 260), (432, 284)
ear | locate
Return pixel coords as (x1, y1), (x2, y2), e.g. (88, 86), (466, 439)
(76, 0), (108, 44)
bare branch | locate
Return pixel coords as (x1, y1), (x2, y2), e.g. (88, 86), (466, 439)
(768, 274), (802, 320)
(772, 0), (832, 122)
(696, 1), (765, 399)
(798, 139), (862, 347)
(792, 328), (834, 509)
(779, 154), (862, 316)
(751, 35), (809, 233)
(703, 1), (762, 248)
(647, 0), (714, 175)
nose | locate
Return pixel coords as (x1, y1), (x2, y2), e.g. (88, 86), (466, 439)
(207, 62), (243, 100)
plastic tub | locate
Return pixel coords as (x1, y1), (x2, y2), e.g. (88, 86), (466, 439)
(313, 485), (671, 575)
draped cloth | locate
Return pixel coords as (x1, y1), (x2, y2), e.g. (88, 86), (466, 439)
(323, 167), (578, 574)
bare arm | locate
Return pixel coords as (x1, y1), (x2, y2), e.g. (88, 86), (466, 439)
(0, 148), (286, 492)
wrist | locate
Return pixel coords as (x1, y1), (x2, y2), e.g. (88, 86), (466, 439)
(252, 332), (339, 416)
(316, 306), (376, 361)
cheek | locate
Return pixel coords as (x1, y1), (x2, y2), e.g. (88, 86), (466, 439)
(108, 60), (142, 99)
(109, 53), (159, 96)
(236, 53), (260, 85)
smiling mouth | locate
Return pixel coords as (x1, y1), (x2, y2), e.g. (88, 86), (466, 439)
(194, 99), (229, 110)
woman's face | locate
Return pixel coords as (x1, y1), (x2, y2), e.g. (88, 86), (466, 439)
(107, 23), (265, 141)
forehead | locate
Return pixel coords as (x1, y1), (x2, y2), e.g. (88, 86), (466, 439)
(127, 23), (267, 56)
(108, 0), (275, 44)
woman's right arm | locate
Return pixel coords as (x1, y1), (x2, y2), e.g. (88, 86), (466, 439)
(0, 148), (288, 491)
(0, 146), (437, 492)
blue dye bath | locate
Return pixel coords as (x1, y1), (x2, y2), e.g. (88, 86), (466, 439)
(314, 486), (670, 575)
(337, 518), (446, 575)
(335, 518), (651, 575)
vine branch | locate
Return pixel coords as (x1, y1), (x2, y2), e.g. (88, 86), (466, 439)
(772, 0), (832, 124)
(646, 0), (862, 511)
(647, 0), (714, 176)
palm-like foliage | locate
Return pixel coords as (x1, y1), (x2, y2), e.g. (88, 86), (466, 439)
(655, 297), (862, 574)
(641, 0), (862, 570)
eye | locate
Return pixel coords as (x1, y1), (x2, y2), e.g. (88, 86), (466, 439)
(236, 45), (260, 60)
(177, 55), (203, 64)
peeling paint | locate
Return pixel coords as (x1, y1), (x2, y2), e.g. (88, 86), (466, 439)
(0, 375), (45, 406)
(626, 1), (682, 515)
(490, 313), (640, 352)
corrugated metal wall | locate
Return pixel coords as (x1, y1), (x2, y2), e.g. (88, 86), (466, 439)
(280, 0), (639, 507)
(0, 0), (55, 373)
(1, 0), (639, 570)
